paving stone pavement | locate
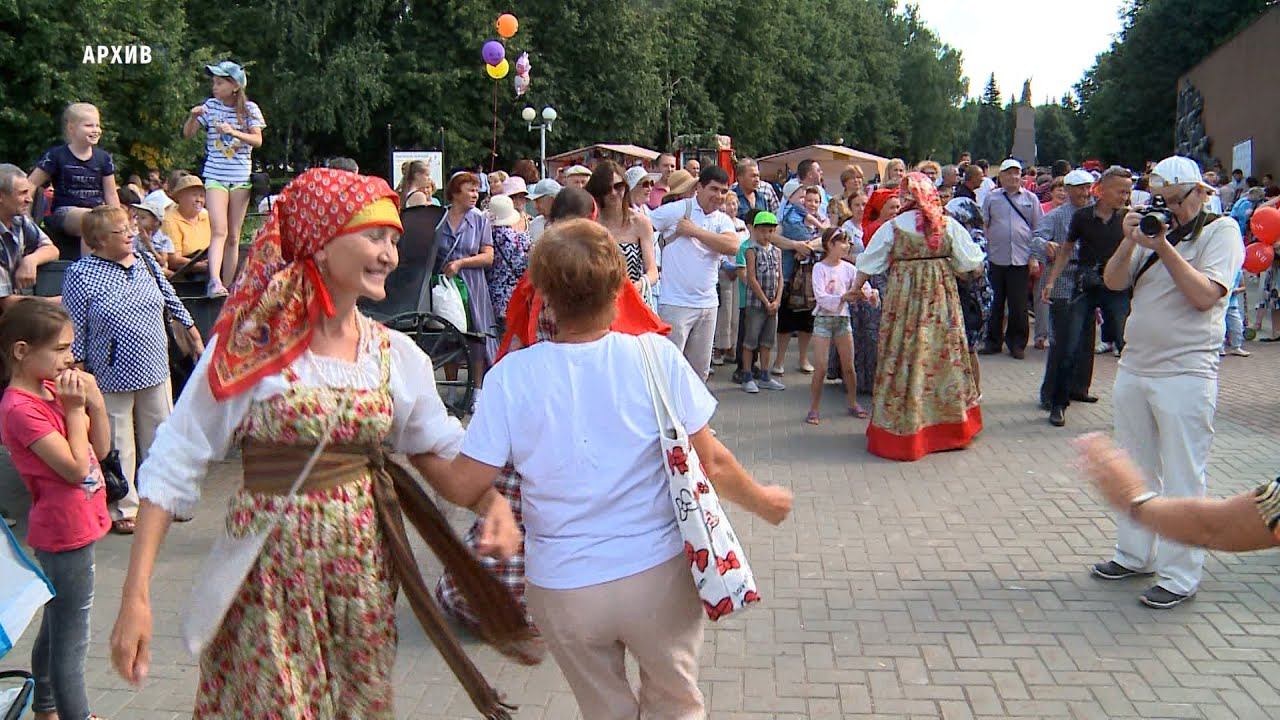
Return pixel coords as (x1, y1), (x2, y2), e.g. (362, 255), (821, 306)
(2, 340), (1278, 719)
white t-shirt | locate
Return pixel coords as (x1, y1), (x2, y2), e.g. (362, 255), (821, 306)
(528, 215), (548, 243)
(648, 198), (736, 309)
(461, 332), (717, 590)
(1120, 217), (1244, 379)
(976, 177), (996, 208)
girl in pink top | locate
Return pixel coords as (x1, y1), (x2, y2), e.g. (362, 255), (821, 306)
(806, 228), (877, 425)
(0, 301), (111, 720)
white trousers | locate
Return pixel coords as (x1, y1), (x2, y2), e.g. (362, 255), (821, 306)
(659, 304), (717, 381)
(1111, 369), (1217, 595)
(103, 380), (173, 520)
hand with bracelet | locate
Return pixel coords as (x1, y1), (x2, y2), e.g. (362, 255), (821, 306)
(1075, 433), (1279, 553)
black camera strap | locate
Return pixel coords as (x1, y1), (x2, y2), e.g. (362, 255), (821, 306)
(1132, 211), (1217, 286)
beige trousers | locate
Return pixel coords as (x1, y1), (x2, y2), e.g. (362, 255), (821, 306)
(103, 380), (173, 520)
(526, 553), (705, 720)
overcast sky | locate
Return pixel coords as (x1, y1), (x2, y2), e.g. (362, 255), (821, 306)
(909, 0), (1126, 103)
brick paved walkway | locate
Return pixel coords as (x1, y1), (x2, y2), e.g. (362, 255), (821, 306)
(2, 341), (1278, 719)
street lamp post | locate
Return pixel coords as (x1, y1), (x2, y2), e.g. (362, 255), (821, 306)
(522, 106), (557, 178)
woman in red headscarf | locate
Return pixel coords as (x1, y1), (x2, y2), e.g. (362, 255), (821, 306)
(847, 188), (900, 395)
(851, 173), (986, 461)
(108, 169), (529, 718)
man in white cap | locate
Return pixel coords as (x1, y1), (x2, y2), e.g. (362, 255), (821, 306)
(526, 178), (562, 242)
(980, 158), (1043, 359)
(1089, 155), (1243, 609)
(1033, 169), (1098, 412)
(563, 164), (591, 190)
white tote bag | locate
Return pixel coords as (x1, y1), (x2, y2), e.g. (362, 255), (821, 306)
(431, 276), (469, 332)
(0, 522), (53, 659)
(181, 415), (340, 656)
(636, 334), (760, 621)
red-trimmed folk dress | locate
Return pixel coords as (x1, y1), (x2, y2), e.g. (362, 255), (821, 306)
(856, 212), (985, 461)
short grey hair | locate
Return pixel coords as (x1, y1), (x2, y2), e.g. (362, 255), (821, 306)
(735, 157), (757, 175)
(0, 164), (25, 194)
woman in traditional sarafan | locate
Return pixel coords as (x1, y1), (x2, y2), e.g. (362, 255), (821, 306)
(108, 168), (531, 719)
(852, 173), (985, 461)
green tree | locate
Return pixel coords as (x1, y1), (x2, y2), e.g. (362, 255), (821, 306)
(1075, 0), (1270, 167)
(1035, 104), (1077, 166)
(968, 74), (1006, 163)
(0, 0), (192, 174)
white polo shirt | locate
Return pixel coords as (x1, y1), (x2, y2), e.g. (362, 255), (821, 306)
(649, 198), (735, 309)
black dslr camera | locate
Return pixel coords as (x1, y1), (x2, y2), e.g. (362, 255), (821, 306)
(1138, 195), (1175, 237)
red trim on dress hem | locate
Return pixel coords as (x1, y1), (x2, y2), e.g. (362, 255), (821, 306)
(866, 405), (983, 462)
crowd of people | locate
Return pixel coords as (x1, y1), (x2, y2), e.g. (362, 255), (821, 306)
(1, 55), (1278, 718)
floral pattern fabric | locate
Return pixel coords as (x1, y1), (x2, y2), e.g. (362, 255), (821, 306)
(486, 225), (532, 321)
(866, 226), (983, 461)
(196, 319), (398, 719)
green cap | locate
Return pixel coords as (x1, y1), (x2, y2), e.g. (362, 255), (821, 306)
(752, 210), (779, 227)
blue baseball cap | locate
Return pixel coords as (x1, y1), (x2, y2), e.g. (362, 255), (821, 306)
(206, 61), (246, 88)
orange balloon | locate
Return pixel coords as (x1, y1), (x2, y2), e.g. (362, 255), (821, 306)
(496, 13), (518, 38)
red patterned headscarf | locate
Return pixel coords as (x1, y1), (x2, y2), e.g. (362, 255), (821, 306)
(208, 168), (402, 399)
(898, 172), (945, 251)
(862, 187), (897, 238)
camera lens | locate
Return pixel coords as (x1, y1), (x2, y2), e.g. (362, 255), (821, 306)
(1139, 213), (1164, 237)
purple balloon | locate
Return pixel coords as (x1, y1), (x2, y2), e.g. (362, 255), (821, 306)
(482, 40), (505, 66)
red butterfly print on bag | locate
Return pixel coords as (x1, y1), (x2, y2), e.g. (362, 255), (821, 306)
(696, 481), (709, 495)
(667, 446), (690, 475)
(743, 590), (761, 604)
(716, 551), (741, 576)
(703, 597), (734, 620)
(684, 541), (710, 572)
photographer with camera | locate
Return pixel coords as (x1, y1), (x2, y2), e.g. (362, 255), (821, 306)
(1088, 156), (1244, 609)
(1041, 166), (1133, 427)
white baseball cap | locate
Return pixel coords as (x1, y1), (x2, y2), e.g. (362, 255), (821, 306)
(1149, 155), (1209, 189)
(999, 158), (1023, 173)
(527, 178), (562, 200)
(1063, 169), (1094, 186)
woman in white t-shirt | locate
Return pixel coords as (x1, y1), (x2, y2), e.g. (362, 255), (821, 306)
(450, 219), (792, 719)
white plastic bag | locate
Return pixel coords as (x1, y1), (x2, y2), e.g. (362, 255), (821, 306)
(432, 276), (469, 331)
(0, 522), (53, 659)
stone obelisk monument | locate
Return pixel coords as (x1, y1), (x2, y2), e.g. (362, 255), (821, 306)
(1011, 79), (1037, 166)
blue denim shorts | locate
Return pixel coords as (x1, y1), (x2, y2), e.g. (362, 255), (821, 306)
(812, 314), (851, 339)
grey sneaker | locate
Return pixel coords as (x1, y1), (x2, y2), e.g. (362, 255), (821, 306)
(742, 379), (760, 394)
(759, 376), (786, 391)
(1090, 560), (1150, 580)
(1140, 586), (1192, 609)
(1228, 347), (1252, 357)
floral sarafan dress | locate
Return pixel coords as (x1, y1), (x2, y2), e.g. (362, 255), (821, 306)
(137, 316), (465, 719)
(856, 213), (985, 462)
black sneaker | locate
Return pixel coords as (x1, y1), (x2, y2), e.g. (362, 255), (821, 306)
(1140, 586), (1192, 609)
(1070, 393), (1100, 403)
(1090, 561), (1150, 580)
(1049, 406), (1066, 427)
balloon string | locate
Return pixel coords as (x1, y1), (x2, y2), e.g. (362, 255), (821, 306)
(491, 81), (498, 172)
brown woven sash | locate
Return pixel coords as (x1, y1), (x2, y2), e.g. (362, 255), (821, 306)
(241, 442), (542, 719)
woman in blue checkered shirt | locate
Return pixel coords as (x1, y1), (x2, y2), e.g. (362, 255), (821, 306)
(61, 206), (200, 534)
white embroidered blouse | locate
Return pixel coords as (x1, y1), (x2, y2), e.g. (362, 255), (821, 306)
(137, 324), (464, 518)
